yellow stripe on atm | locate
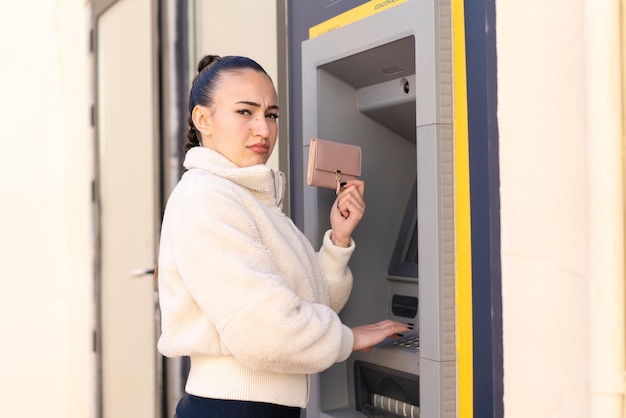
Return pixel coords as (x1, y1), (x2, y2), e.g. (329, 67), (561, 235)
(452, 0), (474, 416)
(309, 0), (409, 39)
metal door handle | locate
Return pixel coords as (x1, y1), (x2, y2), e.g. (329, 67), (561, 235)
(129, 267), (156, 278)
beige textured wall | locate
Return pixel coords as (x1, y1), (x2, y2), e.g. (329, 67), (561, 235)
(497, 0), (591, 416)
(192, 0), (280, 170)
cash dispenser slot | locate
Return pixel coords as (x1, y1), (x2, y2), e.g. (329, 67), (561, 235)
(355, 361), (420, 418)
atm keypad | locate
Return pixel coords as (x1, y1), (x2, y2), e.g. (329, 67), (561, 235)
(392, 332), (420, 352)
(377, 332), (420, 352)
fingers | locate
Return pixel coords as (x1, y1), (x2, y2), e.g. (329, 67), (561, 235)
(329, 180), (366, 246)
(373, 319), (413, 336)
(335, 180), (366, 220)
(340, 179), (365, 197)
(336, 195), (365, 220)
(351, 320), (413, 352)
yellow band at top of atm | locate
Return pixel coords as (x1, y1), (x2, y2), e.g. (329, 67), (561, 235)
(309, 0), (409, 39)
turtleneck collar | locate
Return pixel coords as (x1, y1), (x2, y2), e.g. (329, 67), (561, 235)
(183, 146), (285, 209)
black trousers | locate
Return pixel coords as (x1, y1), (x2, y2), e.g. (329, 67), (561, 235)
(175, 393), (301, 418)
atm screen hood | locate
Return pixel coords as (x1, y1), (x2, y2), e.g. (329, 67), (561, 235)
(318, 36), (416, 142)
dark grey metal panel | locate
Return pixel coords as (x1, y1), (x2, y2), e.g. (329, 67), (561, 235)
(463, 0), (503, 416)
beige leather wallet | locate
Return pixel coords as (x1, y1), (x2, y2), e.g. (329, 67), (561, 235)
(306, 138), (362, 191)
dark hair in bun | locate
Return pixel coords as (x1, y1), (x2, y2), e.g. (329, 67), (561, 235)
(184, 55), (270, 153)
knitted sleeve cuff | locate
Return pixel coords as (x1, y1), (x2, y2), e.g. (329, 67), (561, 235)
(337, 324), (355, 362)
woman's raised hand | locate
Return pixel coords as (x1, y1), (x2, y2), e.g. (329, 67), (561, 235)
(330, 179), (365, 247)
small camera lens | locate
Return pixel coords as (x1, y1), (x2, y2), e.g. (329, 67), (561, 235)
(402, 78), (410, 94)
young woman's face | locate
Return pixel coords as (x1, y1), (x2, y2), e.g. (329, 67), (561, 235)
(196, 68), (279, 167)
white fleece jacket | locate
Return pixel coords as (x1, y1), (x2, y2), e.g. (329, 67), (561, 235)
(157, 147), (355, 408)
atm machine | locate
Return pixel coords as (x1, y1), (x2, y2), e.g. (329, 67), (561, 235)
(299, 1), (456, 417)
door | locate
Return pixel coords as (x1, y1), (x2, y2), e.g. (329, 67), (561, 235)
(95, 0), (159, 416)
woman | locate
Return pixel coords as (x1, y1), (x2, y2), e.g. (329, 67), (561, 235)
(157, 54), (411, 418)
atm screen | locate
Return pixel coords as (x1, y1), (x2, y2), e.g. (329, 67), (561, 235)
(404, 222), (418, 264)
(387, 179), (418, 281)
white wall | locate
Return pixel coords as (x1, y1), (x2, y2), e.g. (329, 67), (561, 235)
(192, 0), (280, 170)
(0, 2), (94, 417)
(497, 0), (599, 416)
